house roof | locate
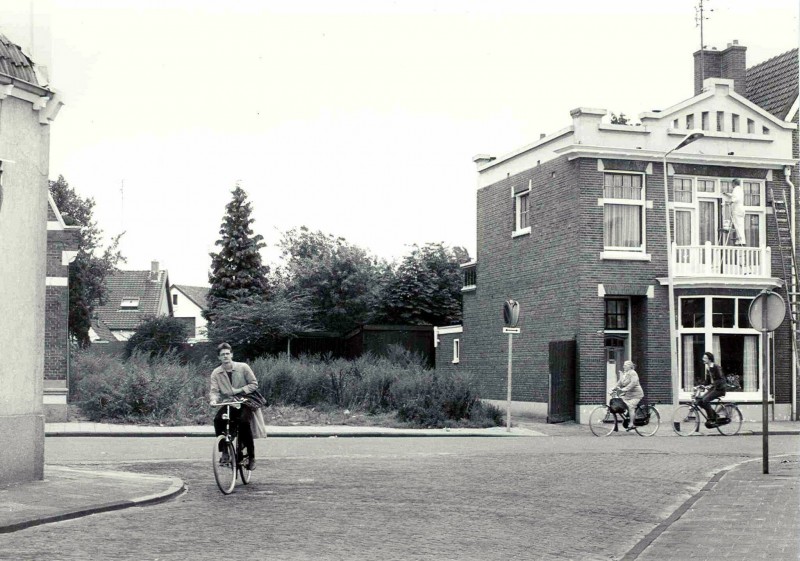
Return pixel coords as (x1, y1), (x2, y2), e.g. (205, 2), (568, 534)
(90, 317), (115, 342)
(172, 284), (209, 310)
(0, 33), (38, 85)
(746, 48), (798, 120)
(94, 269), (171, 330)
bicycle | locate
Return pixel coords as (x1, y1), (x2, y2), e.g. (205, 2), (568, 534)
(211, 400), (253, 494)
(588, 389), (661, 436)
(671, 385), (743, 436)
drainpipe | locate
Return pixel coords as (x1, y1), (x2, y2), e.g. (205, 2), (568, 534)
(784, 166), (797, 420)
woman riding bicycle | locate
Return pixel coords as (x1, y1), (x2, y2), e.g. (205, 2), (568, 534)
(613, 360), (644, 430)
(210, 342), (258, 470)
(697, 351), (726, 428)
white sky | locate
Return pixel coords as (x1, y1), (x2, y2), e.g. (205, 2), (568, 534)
(1, 0), (798, 286)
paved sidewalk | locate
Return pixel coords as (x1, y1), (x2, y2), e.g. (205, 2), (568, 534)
(44, 422), (548, 437)
(44, 419), (800, 438)
(627, 454), (800, 560)
(0, 466), (184, 534)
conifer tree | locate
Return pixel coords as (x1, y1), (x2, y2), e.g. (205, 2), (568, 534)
(205, 184), (270, 322)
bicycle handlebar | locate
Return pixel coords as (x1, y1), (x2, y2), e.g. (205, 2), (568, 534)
(210, 400), (243, 408)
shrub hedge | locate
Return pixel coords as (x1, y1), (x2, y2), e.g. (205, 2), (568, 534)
(72, 350), (503, 428)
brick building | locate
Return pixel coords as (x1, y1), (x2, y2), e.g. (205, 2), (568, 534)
(437, 42), (799, 423)
(44, 194), (79, 421)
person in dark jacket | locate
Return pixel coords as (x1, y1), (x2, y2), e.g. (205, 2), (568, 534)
(697, 351), (726, 427)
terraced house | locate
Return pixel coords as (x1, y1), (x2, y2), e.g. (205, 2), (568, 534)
(436, 42), (800, 423)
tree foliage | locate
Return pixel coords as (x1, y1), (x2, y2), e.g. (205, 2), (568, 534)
(206, 185), (271, 322)
(205, 290), (315, 361)
(125, 315), (190, 358)
(278, 227), (391, 333)
(49, 175), (125, 348)
(374, 242), (469, 326)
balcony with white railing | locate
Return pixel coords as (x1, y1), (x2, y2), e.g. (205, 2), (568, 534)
(672, 242), (772, 281)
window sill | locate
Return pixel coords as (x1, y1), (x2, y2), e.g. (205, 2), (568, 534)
(600, 251), (651, 261)
(512, 227), (531, 238)
(461, 286), (476, 293)
(452, 360), (460, 364)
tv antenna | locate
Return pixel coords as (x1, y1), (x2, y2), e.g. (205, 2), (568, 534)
(695, 0), (713, 84)
(120, 179), (125, 231)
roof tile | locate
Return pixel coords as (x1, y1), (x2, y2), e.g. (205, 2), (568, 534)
(94, 269), (170, 330)
(0, 33), (38, 85)
(746, 48), (798, 119)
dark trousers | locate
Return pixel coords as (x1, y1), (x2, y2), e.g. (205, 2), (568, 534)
(697, 388), (726, 421)
(214, 406), (255, 458)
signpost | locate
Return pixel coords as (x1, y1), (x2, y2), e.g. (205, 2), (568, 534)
(748, 290), (785, 474)
(503, 300), (520, 433)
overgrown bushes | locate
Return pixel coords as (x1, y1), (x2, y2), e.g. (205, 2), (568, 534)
(73, 351), (211, 425)
(71, 350), (503, 428)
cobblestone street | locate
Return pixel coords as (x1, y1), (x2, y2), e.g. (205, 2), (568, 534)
(0, 434), (797, 560)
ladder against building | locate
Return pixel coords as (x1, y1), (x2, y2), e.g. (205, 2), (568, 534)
(770, 187), (800, 374)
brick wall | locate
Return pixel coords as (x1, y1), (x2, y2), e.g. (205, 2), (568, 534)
(44, 285), (68, 381)
(434, 330), (462, 376)
(464, 156), (582, 403)
(44, 227), (78, 382)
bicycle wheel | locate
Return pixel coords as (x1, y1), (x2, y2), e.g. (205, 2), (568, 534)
(716, 404), (743, 436)
(213, 435), (237, 494)
(634, 405), (660, 437)
(237, 439), (252, 485)
(588, 406), (617, 436)
(671, 404), (700, 436)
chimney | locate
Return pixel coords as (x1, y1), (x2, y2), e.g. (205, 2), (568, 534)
(472, 154), (496, 168)
(150, 260), (160, 281)
(694, 41), (747, 96)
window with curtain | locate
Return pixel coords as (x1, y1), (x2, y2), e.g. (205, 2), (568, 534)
(698, 200), (717, 244)
(513, 190), (531, 235)
(603, 173), (643, 251)
(745, 214), (760, 247)
(675, 210), (692, 246)
(679, 296), (761, 394)
(743, 181), (761, 206)
(697, 179), (715, 193)
(674, 178), (693, 203)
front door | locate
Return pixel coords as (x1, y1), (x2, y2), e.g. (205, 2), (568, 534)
(605, 337), (626, 400)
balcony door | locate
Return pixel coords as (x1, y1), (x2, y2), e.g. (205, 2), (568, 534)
(674, 200), (718, 247)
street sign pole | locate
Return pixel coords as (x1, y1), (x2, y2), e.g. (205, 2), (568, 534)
(761, 302), (769, 475)
(502, 300), (520, 433)
(507, 332), (513, 432)
(502, 327), (520, 432)
(749, 290), (785, 475)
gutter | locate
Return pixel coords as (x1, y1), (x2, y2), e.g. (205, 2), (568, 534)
(785, 166), (798, 421)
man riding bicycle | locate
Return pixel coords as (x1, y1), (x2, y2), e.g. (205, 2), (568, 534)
(210, 342), (258, 470)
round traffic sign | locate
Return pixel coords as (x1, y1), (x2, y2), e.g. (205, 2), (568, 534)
(503, 300), (519, 328)
(748, 291), (786, 332)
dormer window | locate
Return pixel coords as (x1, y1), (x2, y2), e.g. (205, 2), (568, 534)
(120, 298), (140, 309)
